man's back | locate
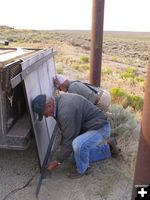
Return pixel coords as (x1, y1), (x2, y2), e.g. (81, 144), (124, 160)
(68, 81), (97, 104)
(57, 93), (107, 131)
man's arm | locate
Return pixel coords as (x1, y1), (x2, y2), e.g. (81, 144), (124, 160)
(55, 110), (82, 163)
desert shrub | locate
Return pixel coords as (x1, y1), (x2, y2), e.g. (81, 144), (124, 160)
(56, 55), (65, 63)
(120, 66), (137, 80)
(80, 55), (89, 63)
(139, 81), (146, 92)
(102, 67), (113, 75)
(72, 64), (80, 70)
(79, 63), (89, 71)
(73, 63), (89, 71)
(110, 88), (127, 98)
(126, 66), (137, 74)
(108, 104), (138, 136)
(111, 56), (118, 62)
(120, 71), (135, 79)
(135, 77), (145, 82)
(127, 95), (144, 110)
(110, 88), (128, 105)
(6, 37), (14, 42)
(33, 39), (41, 43)
(56, 64), (64, 74)
(110, 88), (143, 110)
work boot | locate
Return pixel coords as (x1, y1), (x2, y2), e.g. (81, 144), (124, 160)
(67, 167), (91, 179)
(67, 172), (84, 179)
(107, 137), (120, 158)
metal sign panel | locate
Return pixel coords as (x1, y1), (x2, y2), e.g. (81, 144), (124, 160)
(21, 48), (56, 166)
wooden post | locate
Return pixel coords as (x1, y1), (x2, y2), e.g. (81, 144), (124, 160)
(132, 51), (150, 199)
(90, 0), (105, 86)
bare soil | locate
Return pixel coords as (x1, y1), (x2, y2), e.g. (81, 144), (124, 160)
(0, 125), (140, 200)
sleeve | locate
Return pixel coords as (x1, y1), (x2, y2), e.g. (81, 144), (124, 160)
(56, 109), (82, 163)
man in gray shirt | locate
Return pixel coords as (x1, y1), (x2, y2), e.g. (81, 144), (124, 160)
(53, 75), (111, 112)
(32, 93), (115, 177)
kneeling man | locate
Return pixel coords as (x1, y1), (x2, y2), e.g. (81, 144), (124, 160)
(32, 93), (116, 177)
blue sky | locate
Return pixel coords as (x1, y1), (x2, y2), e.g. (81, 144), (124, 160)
(0, 0), (150, 32)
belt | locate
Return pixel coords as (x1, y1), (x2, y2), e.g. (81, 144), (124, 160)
(95, 90), (103, 104)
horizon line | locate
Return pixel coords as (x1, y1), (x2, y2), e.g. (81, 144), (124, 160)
(0, 25), (150, 33)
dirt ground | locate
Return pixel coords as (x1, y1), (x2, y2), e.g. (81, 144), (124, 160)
(0, 124), (140, 200)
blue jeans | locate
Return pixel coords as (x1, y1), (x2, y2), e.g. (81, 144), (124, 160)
(72, 123), (111, 174)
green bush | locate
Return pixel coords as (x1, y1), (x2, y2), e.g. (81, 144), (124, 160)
(110, 88), (128, 106)
(110, 88), (143, 111)
(102, 67), (113, 75)
(120, 66), (137, 80)
(127, 95), (144, 110)
(110, 88), (127, 99)
(111, 56), (118, 62)
(126, 66), (137, 74)
(120, 71), (135, 79)
(80, 55), (89, 63)
(73, 63), (89, 71)
(108, 104), (138, 136)
(56, 64), (64, 74)
(135, 77), (145, 82)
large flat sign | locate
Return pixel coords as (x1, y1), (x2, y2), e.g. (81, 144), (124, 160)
(21, 48), (56, 166)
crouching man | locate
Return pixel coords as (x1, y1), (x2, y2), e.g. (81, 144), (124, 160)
(32, 93), (116, 178)
(53, 75), (111, 112)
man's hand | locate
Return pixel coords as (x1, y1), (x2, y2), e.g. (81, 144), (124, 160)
(47, 160), (60, 171)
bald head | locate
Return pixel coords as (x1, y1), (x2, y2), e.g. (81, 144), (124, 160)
(43, 97), (54, 118)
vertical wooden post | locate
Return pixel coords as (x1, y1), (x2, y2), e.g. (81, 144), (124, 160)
(132, 52), (150, 199)
(90, 0), (105, 86)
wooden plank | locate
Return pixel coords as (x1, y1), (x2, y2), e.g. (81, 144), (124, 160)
(37, 54), (56, 139)
(23, 69), (44, 161)
(11, 73), (22, 88)
(0, 85), (5, 135)
(47, 56), (57, 96)
(21, 49), (56, 166)
(7, 112), (31, 138)
(44, 56), (56, 146)
(0, 49), (35, 66)
(21, 52), (55, 79)
(0, 50), (14, 55)
(21, 48), (53, 69)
